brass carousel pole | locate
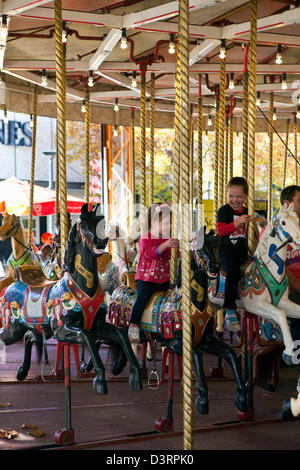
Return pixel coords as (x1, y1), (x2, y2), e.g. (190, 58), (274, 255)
(190, 104), (194, 229)
(28, 87), (38, 246)
(213, 98), (220, 227)
(242, 45), (249, 180)
(197, 74), (203, 228)
(140, 71), (147, 223)
(55, 0), (68, 262)
(224, 111), (229, 202)
(149, 73), (155, 205)
(179, 0), (193, 450)
(218, 43), (226, 208)
(247, 0), (257, 255)
(130, 107), (136, 223)
(170, 15), (182, 285)
(84, 89), (90, 205)
(267, 92), (274, 221)
(294, 114), (298, 185)
(282, 119), (290, 189)
(229, 113), (234, 180)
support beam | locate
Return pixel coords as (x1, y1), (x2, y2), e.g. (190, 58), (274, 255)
(132, 21), (220, 38)
(89, 29), (122, 71)
(2, 0), (50, 15)
(189, 39), (220, 66)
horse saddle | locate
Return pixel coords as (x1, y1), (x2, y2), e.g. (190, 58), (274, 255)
(14, 265), (56, 302)
(121, 271), (136, 290)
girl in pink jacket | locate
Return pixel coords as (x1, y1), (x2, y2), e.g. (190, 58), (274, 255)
(128, 203), (179, 343)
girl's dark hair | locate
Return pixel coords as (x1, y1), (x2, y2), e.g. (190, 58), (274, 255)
(145, 202), (172, 233)
(280, 185), (300, 205)
(227, 177), (248, 195)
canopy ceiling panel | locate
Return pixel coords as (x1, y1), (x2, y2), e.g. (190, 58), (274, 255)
(1, 0), (300, 128)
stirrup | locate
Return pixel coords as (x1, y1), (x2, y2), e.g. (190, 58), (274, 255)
(147, 368), (160, 390)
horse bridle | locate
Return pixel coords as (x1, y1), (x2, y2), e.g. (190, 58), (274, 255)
(1, 219), (33, 254)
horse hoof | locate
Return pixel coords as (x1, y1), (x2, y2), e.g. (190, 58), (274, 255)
(129, 370), (143, 391)
(238, 408), (255, 421)
(16, 366), (27, 381)
(282, 353), (293, 366)
(234, 392), (248, 412)
(281, 399), (294, 419)
(195, 396), (209, 415)
(93, 378), (108, 395)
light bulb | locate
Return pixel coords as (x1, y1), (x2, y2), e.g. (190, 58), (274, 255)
(62, 22), (67, 44)
(256, 92), (261, 106)
(120, 28), (127, 49)
(88, 71), (94, 87)
(281, 73), (287, 90)
(229, 73), (235, 89)
(168, 34), (175, 54)
(114, 99), (119, 112)
(113, 127), (118, 137)
(219, 40), (226, 59)
(273, 109), (277, 121)
(81, 100), (86, 113)
(207, 115), (212, 126)
(29, 114), (33, 128)
(3, 110), (8, 124)
(0, 15), (8, 46)
(131, 72), (137, 88)
(41, 69), (47, 87)
(297, 106), (300, 119)
(276, 45), (282, 64)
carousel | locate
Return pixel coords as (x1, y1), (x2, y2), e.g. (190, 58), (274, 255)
(0, 0), (300, 451)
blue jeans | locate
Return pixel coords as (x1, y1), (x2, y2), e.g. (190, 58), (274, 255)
(288, 288), (300, 373)
(130, 279), (169, 325)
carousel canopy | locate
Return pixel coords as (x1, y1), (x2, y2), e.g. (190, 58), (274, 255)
(0, 0), (300, 130)
(0, 177), (85, 216)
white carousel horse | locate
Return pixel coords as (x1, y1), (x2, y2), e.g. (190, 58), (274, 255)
(239, 203), (300, 364)
(209, 204), (300, 364)
(105, 220), (140, 274)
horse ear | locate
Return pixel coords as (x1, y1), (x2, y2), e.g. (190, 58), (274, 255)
(289, 202), (294, 212)
(95, 204), (103, 216)
(195, 226), (205, 250)
(81, 203), (89, 215)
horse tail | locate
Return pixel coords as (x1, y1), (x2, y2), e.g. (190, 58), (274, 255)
(108, 342), (127, 376)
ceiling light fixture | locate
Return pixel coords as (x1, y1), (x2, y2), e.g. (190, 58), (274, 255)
(276, 44), (282, 65)
(273, 108), (277, 121)
(229, 73), (235, 89)
(256, 91), (261, 106)
(81, 100), (86, 113)
(168, 34), (176, 54)
(219, 39), (226, 59)
(120, 28), (128, 50)
(131, 71), (137, 88)
(88, 70), (94, 87)
(114, 98), (119, 112)
(62, 22), (67, 44)
(41, 69), (47, 87)
(281, 73), (287, 90)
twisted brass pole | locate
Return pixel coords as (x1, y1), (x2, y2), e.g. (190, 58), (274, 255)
(55, 0), (68, 261)
(140, 73), (147, 212)
(282, 119), (290, 189)
(218, 56), (226, 209)
(149, 73), (155, 205)
(268, 93), (274, 221)
(28, 87), (38, 246)
(295, 115), (298, 185)
(179, 0), (193, 451)
(229, 116), (234, 180)
(247, 0), (257, 254)
(224, 116), (229, 202)
(198, 74), (203, 229)
(190, 104), (194, 219)
(170, 13), (182, 285)
(242, 68), (249, 180)
(84, 89), (90, 205)
(130, 108), (136, 223)
(213, 100), (220, 227)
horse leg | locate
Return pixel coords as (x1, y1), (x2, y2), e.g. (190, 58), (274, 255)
(193, 348), (209, 414)
(200, 335), (248, 413)
(17, 329), (42, 381)
(98, 322), (142, 391)
(54, 323), (108, 395)
(244, 299), (294, 364)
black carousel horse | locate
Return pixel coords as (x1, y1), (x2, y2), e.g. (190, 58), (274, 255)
(103, 227), (248, 424)
(0, 204), (142, 394)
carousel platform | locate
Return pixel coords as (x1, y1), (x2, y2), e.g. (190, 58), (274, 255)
(0, 336), (300, 452)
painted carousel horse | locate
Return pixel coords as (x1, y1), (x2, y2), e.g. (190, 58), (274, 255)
(107, 227), (248, 417)
(105, 218), (140, 275)
(210, 203), (300, 366)
(0, 204), (142, 393)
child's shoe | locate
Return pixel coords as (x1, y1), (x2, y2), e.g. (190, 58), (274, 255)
(224, 309), (241, 332)
(128, 323), (140, 343)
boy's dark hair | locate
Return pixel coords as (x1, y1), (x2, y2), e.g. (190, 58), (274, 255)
(280, 185), (300, 205)
(227, 177), (248, 195)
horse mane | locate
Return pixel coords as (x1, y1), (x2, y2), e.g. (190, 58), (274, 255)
(254, 221), (273, 258)
(63, 222), (79, 272)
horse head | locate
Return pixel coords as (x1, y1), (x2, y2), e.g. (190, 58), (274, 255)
(270, 203), (300, 245)
(0, 213), (22, 241)
(195, 226), (220, 278)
